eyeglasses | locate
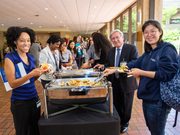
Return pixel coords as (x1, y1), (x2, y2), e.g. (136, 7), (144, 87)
(143, 30), (157, 36)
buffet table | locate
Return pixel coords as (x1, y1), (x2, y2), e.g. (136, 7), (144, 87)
(38, 101), (120, 135)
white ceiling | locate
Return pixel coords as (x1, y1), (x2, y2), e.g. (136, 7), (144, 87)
(0, 0), (135, 34)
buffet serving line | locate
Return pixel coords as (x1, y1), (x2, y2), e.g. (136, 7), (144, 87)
(38, 69), (120, 135)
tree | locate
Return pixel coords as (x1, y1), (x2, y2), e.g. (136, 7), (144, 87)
(162, 6), (180, 53)
(162, 6), (178, 24)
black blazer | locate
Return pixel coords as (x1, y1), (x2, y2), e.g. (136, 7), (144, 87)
(106, 43), (139, 93)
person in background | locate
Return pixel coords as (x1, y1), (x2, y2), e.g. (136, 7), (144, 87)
(39, 35), (61, 88)
(80, 36), (87, 65)
(64, 37), (69, 47)
(36, 41), (43, 49)
(29, 42), (41, 67)
(3, 43), (11, 57)
(83, 37), (88, 48)
(73, 36), (82, 68)
(83, 41), (100, 68)
(86, 38), (93, 51)
(59, 38), (73, 69)
(94, 29), (139, 133)
(67, 40), (78, 69)
(4, 26), (50, 135)
(77, 34), (81, 44)
(103, 20), (179, 135)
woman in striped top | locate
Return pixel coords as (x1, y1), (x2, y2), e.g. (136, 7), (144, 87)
(4, 26), (50, 135)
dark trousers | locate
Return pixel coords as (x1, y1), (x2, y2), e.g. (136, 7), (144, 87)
(11, 97), (41, 135)
(112, 78), (134, 127)
(76, 54), (82, 68)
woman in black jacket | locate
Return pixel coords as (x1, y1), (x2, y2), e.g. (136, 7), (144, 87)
(92, 32), (112, 65)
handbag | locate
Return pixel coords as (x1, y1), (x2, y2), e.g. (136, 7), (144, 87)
(160, 56), (180, 111)
(159, 44), (180, 127)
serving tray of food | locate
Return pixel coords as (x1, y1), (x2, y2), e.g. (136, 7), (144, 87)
(44, 73), (109, 103)
(42, 70), (114, 118)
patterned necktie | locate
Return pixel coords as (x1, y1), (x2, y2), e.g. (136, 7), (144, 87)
(115, 48), (120, 78)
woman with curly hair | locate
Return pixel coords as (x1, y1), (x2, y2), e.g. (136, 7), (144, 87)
(4, 26), (50, 135)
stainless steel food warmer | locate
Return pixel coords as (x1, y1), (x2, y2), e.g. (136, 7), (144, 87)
(42, 69), (113, 119)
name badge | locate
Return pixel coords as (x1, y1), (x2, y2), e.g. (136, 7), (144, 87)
(36, 100), (41, 108)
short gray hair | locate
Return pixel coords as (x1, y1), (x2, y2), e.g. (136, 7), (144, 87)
(110, 29), (124, 39)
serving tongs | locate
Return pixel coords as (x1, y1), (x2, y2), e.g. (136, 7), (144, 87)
(93, 73), (106, 86)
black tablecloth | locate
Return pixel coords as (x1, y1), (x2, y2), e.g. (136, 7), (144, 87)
(38, 101), (120, 135)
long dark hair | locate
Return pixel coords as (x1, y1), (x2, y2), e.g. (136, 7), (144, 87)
(92, 32), (112, 57)
(142, 19), (164, 53)
(73, 36), (78, 44)
(67, 40), (77, 54)
(6, 26), (36, 50)
(59, 38), (66, 60)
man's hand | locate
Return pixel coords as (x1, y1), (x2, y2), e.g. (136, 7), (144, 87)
(93, 64), (104, 69)
(103, 69), (116, 76)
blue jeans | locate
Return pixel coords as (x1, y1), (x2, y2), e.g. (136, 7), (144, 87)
(143, 101), (171, 135)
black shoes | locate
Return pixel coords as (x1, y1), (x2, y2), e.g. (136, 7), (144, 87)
(120, 126), (128, 133)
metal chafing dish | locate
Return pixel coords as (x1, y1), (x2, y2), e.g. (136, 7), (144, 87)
(42, 69), (113, 119)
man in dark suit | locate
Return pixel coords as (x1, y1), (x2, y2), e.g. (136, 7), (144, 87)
(94, 29), (139, 133)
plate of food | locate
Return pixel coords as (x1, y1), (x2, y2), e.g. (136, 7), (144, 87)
(39, 63), (52, 70)
(116, 65), (129, 73)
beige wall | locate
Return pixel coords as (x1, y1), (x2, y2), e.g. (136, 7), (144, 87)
(60, 32), (77, 40)
(36, 33), (51, 48)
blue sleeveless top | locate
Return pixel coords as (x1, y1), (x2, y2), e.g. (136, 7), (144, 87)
(5, 51), (38, 101)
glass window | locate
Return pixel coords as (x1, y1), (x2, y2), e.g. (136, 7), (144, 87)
(116, 17), (120, 29)
(131, 5), (137, 45)
(123, 11), (129, 43)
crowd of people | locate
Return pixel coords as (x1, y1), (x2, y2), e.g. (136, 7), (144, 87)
(3, 19), (179, 135)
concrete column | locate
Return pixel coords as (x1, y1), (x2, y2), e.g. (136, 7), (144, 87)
(154, 0), (163, 23)
(0, 32), (5, 59)
(136, 0), (149, 56)
(129, 8), (132, 44)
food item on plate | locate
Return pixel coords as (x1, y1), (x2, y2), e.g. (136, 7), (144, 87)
(39, 63), (52, 70)
(61, 81), (65, 86)
(75, 70), (87, 73)
(61, 63), (67, 67)
(117, 65), (129, 72)
(109, 67), (115, 69)
(66, 79), (101, 86)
